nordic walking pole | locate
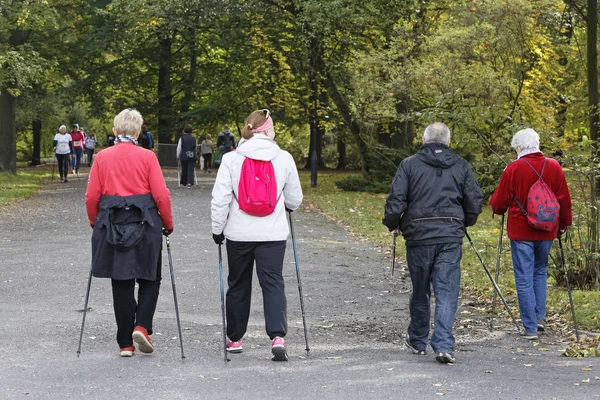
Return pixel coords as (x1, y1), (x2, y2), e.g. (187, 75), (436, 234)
(490, 214), (505, 331)
(391, 230), (398, 277)
(465, 232), (521, 332)
(218, 244), (230, 363)
(558, 232), (580, 342)
(164, 232), (186, 359)
(288, 212), (310, 353)
(77, 264), (93, 357)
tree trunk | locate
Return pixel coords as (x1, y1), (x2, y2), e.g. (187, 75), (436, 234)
(0, 87), (16, 173)
(31, 119), (42, 166)
(305, 37), (325, 170)
(325, 72), (369, 176)
(337, 136), (346, 169)
(157, 36), (174, 144)
(587, 0), (599, 255)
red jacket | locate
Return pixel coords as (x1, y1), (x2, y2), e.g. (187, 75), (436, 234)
(71, 130), (85, 149)
(489, 152), (572, 241)
(85, 142), (173, 230)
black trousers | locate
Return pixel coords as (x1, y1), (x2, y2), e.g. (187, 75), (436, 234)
(111, 259), (162, 348)
(226, 240), (287, 341)
(202, 153), (212, 171)
(56, 154), (70, 179)
(85, 148), (94, 166)
(180, 159), (195, 185)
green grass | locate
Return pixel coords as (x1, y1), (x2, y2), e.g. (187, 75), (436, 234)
(300, 170), (600, 333)
(0, 168), (53, 206)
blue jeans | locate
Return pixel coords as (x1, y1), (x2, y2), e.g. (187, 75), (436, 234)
(510, 240), (553, 333)
(406, 242), (462, 353)
(71, 148), (83, 172)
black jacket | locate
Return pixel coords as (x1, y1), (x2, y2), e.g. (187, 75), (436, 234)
(91, 194), (163, 280)
(179, 134), (197, 161)
(383, 143), (483, 247)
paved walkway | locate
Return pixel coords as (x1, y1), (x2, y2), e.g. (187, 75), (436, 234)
(0, 167), (598, 399)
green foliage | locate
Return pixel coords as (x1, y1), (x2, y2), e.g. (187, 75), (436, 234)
(0, 169), (51, 206)
(335, 175), (390, 194)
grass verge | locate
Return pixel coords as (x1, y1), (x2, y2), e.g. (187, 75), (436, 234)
(300, 170), (600, 334)
(0, 168), (53, 207)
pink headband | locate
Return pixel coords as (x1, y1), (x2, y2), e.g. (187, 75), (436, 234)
(250, 116), (273, 133)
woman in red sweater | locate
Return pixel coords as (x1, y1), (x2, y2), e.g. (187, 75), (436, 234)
(85, 108), (174, 357)
(489, 128), (572, 340)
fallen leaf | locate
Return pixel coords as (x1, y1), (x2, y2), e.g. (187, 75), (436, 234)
(582, 367), (592, 371)
(387, 368), (394, 371)
(524, 364), (534, 367)
(582, 378), (590, 383)
(320, 324), (334, 329)
(484, 370), (493, 374)
(433, 383), (442, 387)
(327, 356), (342, 360)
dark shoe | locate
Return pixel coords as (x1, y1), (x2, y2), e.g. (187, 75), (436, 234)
(435, 352), (456, 364)
(63, 179), (68, 183)
(520, 330), (538, 340)
(537, 319), (546, 333)
(271, 336), (288, 361)
(132, 326), (154, 353)
(404, 337), (426, 355)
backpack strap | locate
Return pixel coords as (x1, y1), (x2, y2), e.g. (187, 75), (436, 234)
(512, 158), (547, 217)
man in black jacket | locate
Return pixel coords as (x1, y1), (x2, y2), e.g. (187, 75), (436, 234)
(383, 122), (483, 364)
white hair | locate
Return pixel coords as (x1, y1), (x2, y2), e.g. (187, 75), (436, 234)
(511, 128), (539, 151)
(423, 122), (451, 145)
(59, 125), (66, 133)
(113, 108), (143, 136)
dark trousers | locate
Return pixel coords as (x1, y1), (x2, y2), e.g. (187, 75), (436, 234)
(56, 154), (70, 179)
(226, 240), (287, 341)
(406, 242), (461, 353)
(85, 148), (94, 166)
(111, 260), (162, 348)
(180, 159), (195, 185)
(202, 153), (212, 171)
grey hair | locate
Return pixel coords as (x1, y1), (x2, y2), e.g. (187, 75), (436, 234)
(113, 108), (143, 136)
(59, 125), (66, 133)
(511, 128), (539, 151)
(423, 122), (451, 145)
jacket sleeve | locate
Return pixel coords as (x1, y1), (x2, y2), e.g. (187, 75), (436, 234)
(489, 165), (512, 215)
(383, 163), (409, 231)
(176, 138), (181, 159)
(147, 154), (173, 230)
(211, 156), (234, 235)
(462, 162), (484, 227)
(85, 155), (103, 225)
(283, 152), (303, 211)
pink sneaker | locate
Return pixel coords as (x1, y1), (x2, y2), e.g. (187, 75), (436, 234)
(226, 337), (243, 353)
(271, 336), (288, 361)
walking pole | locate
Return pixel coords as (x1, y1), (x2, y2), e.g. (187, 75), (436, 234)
(164, 233), (186, 359)
(218, 244), (230, 363)
(288, 212), (310, 353)
(77, 265), (93, 357)
(465, 232), (521, 332)
(558, 232), (580, 342)
(490, 214), (505, 331)
(391, 230), (398, 277)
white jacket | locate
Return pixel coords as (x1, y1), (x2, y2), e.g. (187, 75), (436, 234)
(211, 135), (303, 241)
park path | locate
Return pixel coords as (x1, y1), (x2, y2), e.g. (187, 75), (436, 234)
(0, 167), (598, 399)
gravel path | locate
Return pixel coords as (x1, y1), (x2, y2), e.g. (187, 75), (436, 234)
(0, 167), (598, 399)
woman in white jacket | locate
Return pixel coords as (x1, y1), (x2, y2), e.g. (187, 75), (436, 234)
(211, 109), (303, 361)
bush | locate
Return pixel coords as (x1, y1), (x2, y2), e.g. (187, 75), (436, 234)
(322, 147), (338, 168)
(335, 175), (391, 193)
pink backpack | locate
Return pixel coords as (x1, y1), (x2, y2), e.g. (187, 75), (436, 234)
(514, 158), (560, 232)
(235, 158), (280, 217)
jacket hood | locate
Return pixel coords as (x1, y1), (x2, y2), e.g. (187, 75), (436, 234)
(236, 135), (281, 161)
(415, 143), (458, 169)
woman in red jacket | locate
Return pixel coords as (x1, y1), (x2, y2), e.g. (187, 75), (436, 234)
(489, 128), (572, 340)
(85, 108), (174, 357)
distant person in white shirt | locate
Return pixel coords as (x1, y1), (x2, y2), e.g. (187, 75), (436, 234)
(53, 125), (73, 182)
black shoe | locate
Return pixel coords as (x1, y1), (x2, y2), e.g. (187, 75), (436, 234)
(63, 179), (68, 183)
(435, 352), (456, 364)
(520, 330), (538, 340)
(537, 319), (546, 333)
(404, 337), (426, 355)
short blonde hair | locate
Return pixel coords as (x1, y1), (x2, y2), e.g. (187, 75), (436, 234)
(113, 108), (143, 136)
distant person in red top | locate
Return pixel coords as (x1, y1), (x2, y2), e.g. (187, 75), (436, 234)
(85, 108), (174, 357)
(70, 124), (85, 174)
(489, 128), (572, 340)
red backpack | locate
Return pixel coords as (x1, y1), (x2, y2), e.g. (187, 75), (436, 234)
(514, 158), (560, 232)
(235, 158), (280, 217)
